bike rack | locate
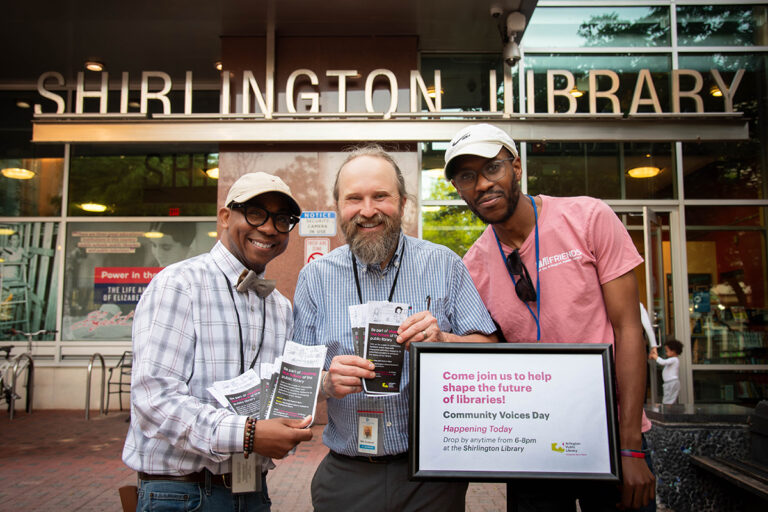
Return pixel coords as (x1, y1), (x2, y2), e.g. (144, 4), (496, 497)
(85, 353), (106, 420)
(9, 354), (33, 420)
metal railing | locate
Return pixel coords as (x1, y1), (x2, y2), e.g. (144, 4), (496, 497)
(85, 353), (105, 420)
(9, 354), (33, 420)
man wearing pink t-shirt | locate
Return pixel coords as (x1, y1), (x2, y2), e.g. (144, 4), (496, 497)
(444, 124), (656, 512)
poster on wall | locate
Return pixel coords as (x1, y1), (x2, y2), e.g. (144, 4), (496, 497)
(409, 343), (620, 482)
(0, 222), (60, 340)
(62, 221), (216, 340)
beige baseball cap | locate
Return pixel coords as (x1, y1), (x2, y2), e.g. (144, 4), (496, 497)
(444, 124), (519, 179)
(224, 172), (301, 215)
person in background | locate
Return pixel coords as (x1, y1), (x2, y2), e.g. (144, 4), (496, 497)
(123, 172), (312, 511)
(650, 338), (683, 405)
(444, 123), (656, 511)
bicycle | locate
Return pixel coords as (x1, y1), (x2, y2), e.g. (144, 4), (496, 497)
(0, 328), (56, 415)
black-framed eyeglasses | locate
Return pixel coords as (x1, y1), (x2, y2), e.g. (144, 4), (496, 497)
(506, 249), (537, 302)
(452, 157), (515, 191)
(230, 203), (300, 233)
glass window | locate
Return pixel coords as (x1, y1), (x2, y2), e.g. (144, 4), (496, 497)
(693, 370), (767, 407)
(0, 222), (60, 341)
(62, 221), (216, 340)
(523, 54), (672, 114)
(686, 209), (768, 373)
(422, 205), (485, 257)
(420, 54), (510, 112)
(527, 142), (676, 200)
(421, 142), (460, 201)
(679, 53), (766, 199)
(677, 5), (768, 47)
(524, 7), (670, 48)
(1, 91), (65, 216)
(68, 146), (219, 216)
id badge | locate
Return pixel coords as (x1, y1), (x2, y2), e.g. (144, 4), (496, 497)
(357, 398), (384, 455)
(231, 453), (262, 493)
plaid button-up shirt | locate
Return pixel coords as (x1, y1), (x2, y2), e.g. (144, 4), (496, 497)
(122, 242), (293, 475)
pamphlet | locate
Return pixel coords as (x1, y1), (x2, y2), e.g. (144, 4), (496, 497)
(266, 341), (327, 422)
(363, 301), (409, 395)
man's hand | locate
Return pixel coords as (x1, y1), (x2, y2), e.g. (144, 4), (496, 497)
(253, 415), (313, 459)
(396, 311), (444, 349)
(618, 456), (656, 510)
(323, 355), (375, 399)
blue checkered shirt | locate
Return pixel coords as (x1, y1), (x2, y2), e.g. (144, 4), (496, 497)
(122, 241), (293, 475)
(293, 233), (496, 456)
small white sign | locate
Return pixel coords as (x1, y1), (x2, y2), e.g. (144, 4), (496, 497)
(304, 238), (330, 265)
(299, 211), (337, 237)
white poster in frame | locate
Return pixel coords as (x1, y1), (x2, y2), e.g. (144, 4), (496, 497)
(409, 343), (621, 482)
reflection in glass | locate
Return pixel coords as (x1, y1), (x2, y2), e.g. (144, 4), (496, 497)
(693, 371), (767, 406)
(525, 7), (670, 48)
(0, 222), (60, 341)
(0, 158), (64, 216)
(677, 5), (768, 47)
(68, 149), (219, 216)
(687, 221), (768, 378)
(420, 54), (509, 112)
(62, 221), (216, 340)
(422, 205), (485, 258)
(527, 142), (675, 199)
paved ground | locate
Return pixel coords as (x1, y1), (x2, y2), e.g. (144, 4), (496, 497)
(0, 410), (506, 511)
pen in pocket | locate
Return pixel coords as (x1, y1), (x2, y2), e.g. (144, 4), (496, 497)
(426, 295), (431, 311)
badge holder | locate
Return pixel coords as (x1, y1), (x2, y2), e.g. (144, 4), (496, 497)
(357, 397), (384, 456)
(232, 453), (262, 493)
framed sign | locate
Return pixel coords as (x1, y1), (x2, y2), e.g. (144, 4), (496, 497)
(409, 343), (620, 482)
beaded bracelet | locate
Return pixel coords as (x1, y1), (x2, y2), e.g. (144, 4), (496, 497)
(243, 417), (257, 459)
(620, 449), (645, 459)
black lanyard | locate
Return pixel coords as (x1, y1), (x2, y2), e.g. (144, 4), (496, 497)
(351, 240), (405, 305)
(221, 269), (267, 375)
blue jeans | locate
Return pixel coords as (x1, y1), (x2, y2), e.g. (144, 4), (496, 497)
(137, 473), (270, 512)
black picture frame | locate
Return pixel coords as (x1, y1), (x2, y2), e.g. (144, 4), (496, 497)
(409, 342), (621, 482)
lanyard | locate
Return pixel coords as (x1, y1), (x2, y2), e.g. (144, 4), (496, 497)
(493, 194), (541, 341)
(220, 268), (267, 374)
(351, 239), (405, 305)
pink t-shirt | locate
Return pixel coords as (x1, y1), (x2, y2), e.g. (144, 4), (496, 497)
(464, 195), (651, 431)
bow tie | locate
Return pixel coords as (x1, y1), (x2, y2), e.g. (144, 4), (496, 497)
(236, 269), (275, 298)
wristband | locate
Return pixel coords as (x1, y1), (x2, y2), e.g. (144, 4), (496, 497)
(620, 449), (645, 459)
(243, 417), (257, 459)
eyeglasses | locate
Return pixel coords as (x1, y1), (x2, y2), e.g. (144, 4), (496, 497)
(506, 249), (537, 302)
(230, 203), (300, 233)
(452, 157), (515, 191)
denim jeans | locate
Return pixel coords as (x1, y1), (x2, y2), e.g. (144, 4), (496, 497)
(136, 473), (270, 512)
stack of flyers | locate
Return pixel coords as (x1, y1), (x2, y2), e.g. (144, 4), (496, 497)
(208, 341), (326, 423)
(352, 300), (409, 395)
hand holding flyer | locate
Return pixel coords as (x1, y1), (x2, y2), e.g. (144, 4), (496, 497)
(363, 301), (409, 395)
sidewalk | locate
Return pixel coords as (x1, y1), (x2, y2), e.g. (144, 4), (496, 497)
(0, 410), (506, 511)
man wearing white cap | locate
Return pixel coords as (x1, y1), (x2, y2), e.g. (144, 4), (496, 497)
(123, 172), (312, 511)
(444, 124), (656, 511)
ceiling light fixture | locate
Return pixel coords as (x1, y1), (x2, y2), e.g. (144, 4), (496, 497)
(143, 231), (164, 239)
(79, 203), (108, 213)
(85, 60), (104, 72)
(0, 228), (16, 236)
(627, 166), (661, 179)
(205, 167), (219, 179)
(16, 100), (31, 109)
(570, 87), (583, 98)
(215, 61), (223, 71)
(426, 86), (444, 99)
(207, 231), (218, 238)
(709, 85), (723, 97)
(1, 167), (36, 180)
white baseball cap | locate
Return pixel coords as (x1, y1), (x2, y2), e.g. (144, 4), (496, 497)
(225, 172), (301, 215)
(444, 124), (519, 179)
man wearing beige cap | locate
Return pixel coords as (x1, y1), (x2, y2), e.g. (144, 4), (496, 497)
(123, 172), (312, 511)
(444, 124), (656, 511)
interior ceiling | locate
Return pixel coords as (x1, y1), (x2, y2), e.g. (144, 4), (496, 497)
(2, 0), (536, 86)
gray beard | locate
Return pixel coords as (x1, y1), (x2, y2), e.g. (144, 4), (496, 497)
(343, 213), (401, 266)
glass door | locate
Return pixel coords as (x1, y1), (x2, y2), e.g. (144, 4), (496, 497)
(643, 207), (666, 405)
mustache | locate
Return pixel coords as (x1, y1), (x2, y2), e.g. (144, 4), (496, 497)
(476, 188), (505, 203)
